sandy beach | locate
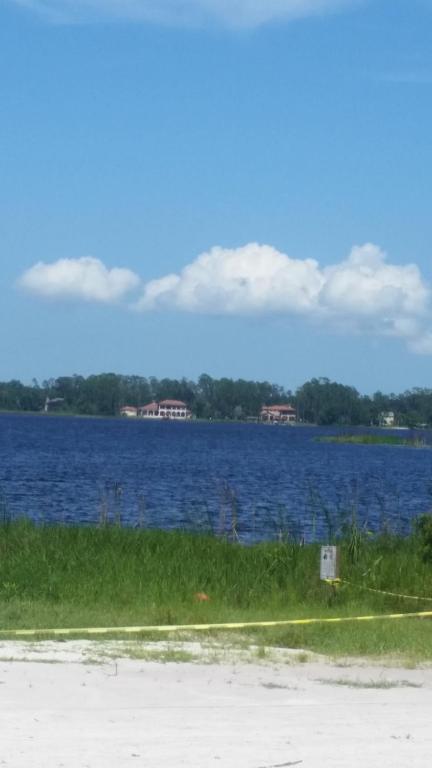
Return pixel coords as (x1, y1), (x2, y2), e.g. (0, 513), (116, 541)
(0, 640), (431, 767)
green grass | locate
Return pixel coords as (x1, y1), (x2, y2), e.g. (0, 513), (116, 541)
(317, 434), (427, 447)
(0, 520), (432, 659)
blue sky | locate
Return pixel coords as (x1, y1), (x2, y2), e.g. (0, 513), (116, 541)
(1, 0), (432, 393)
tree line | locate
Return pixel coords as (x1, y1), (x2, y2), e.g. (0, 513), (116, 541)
(1, 373), (432, 426)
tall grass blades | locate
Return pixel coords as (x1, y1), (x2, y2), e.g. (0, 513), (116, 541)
(1, 520), (432, 658)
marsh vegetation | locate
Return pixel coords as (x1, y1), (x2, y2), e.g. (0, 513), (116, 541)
(1, 518), (432, 659)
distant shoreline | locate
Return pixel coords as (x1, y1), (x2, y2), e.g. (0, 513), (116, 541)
(1, 410), (430, 431)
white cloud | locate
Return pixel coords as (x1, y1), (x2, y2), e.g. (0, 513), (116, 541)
(138, 243), (324, 313)
(18, 244), (432, 354)
(10, 0), (362, 27)
(321, 244), (429, 319)
(136, 242), (432, 352)
(19, 257), (140, 303)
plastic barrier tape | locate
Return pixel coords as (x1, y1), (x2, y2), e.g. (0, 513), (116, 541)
(325, 578), (432, 603)
(1, 610), (432, 638)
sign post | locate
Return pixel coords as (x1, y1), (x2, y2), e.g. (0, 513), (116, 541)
(320, 545), (340, 582)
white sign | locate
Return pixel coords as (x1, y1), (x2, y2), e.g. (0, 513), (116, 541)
(320, 546), (339, 581)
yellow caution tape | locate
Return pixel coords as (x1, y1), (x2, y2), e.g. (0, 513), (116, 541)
(1, 610), (432, 638)
(325, 578), (432, 603)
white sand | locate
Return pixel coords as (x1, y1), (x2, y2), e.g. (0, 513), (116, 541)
(0, 640), (431, 767)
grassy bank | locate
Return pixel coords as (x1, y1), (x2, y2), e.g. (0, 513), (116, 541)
(317, 433), (427, 447)
(0, 521), (432, 659)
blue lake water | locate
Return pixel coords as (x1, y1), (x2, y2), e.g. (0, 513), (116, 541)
(1, 413), (432, 541)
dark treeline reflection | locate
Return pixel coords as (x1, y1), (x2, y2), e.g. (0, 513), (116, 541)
(1, 373), (432, 426)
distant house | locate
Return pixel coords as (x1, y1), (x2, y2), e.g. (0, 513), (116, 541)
(138, 401), (160, 419)
(379, 411), (395, 427)
(120, 406), (138, 418)
(44, 397), (65, 413)
(260, 404), (297, 424)
(158, 399), (192, 419)
(139, 399), (192, 420)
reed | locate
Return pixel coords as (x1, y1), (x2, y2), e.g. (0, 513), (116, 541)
(0, 519), (432, 658)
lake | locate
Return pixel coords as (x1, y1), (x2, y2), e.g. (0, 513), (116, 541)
(1, 413), (432, 541)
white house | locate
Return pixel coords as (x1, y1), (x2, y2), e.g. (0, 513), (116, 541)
(139, 401), (160, 419)
(260, 404), (297, 424)
(139, 399), (192, 420)
(379, 411), (395, 427)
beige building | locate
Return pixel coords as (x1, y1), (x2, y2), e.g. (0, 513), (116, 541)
(260, 404), (297, 424)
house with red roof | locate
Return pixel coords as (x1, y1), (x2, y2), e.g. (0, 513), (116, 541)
(260, 404), (297, 424)
(139, 399), (192, 420)
(139, 401), (160, 418)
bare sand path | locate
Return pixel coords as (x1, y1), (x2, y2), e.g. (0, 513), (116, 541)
(0, 641), (431, 767)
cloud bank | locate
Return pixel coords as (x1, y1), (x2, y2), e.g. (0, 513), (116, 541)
(136, 242), (431, 353)
(18, 243), (432, 354)
(19, 257), (140, 303)
(10, 0), (361, 27)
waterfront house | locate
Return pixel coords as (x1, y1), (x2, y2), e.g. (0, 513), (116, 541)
(260, 404), (297, 424)
(379, 411), (396, 427)
(139, 401), (160, 419)
(139, 399), (192, 420)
